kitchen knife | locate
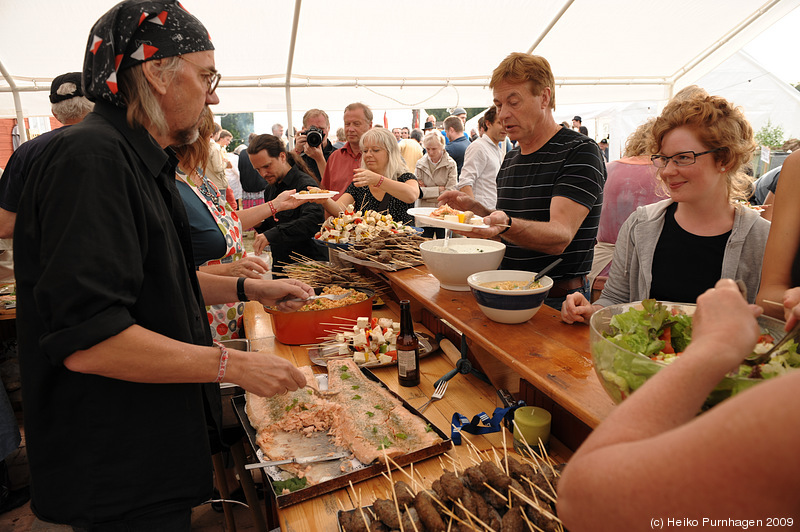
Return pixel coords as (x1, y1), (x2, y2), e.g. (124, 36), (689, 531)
(245, 451), (350, 470)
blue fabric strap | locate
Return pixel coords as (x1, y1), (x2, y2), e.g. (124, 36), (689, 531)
(450, 402), (524, 445)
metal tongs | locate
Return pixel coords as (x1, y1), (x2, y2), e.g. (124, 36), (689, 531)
(751, 322), (800, 365)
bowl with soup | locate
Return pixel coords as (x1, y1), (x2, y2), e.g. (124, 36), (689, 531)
(466, 270), (554, 324)
(419, 238), (506, 291)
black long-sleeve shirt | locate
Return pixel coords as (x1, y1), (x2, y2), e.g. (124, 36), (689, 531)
(257, 164), (326, 270)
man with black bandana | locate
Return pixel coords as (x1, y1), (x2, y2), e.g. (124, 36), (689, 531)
(13, 1), (314, 529)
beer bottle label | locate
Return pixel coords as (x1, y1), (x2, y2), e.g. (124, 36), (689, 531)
(397, 349), (417, 377)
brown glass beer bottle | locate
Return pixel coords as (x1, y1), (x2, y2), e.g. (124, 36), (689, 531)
(396, 300), (420, 386)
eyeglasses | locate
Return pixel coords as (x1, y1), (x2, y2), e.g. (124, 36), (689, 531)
(178, 55), (221, 95)
(651, 148), (721, 168)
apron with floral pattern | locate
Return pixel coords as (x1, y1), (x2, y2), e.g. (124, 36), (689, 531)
(178, 168), (247, 341)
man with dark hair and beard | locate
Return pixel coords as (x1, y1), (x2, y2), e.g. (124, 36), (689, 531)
(13, 1), (313, 529)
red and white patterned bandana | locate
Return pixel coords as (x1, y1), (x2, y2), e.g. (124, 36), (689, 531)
(83, 0), (214, 107)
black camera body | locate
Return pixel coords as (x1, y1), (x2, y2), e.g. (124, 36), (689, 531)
(301, 126), (325, 148)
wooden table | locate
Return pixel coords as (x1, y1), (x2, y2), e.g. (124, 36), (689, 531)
(375, 265), (616, 447)
(242, 301), (573, 531)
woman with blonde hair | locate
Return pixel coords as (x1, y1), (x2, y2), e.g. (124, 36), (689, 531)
(415, 131), (458, 209)
(563, 89), (769, 323)
(314, 127), (420, 223)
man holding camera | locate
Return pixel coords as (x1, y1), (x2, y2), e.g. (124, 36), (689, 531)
(294, 108), (335, 183)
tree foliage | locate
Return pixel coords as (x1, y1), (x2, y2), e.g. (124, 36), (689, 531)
(220, 113), (254, 150)
(755, 119), (785, 150)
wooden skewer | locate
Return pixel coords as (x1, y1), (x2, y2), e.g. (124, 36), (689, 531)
(762, 299), (783, 307)
(507, 485), (562, 524)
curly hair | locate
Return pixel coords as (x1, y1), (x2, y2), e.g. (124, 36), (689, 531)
(359, 127), (406, 179)
(623, 118), (656, 158)
(649, 89), (756, 201)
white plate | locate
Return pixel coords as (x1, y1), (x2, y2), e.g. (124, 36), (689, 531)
(292, 191), (337, 199)
(407, 207), (489, 231)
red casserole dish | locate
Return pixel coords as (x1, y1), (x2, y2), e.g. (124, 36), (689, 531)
(265, 287), (374, 345)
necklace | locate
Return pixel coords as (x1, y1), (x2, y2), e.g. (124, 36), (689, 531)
(179, 168), (219, 207)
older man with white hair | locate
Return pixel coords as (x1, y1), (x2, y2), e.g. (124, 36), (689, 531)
(0, 72), (94, 238)
(13, 1), (313, 528)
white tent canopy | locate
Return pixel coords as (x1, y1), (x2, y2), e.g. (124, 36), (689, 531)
(2, 0), (798, 133)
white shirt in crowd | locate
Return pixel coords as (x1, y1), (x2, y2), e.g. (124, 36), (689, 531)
(457, 134), (505, 210)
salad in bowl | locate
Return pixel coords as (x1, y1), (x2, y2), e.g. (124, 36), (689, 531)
(590, 299), (800, 409)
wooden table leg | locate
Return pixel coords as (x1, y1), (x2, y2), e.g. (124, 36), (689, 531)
(212, 453), (237, 532)
(230, 438), (268, 532)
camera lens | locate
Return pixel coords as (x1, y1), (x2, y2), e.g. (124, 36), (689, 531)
(306, 127), (323, 148)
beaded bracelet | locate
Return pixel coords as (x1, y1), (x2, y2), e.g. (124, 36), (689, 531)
(212, 341), (230, 383)
(268, 200), (278, 220)
(376, 175), (385, 187)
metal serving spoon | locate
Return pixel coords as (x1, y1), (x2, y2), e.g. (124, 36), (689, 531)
(522, 258), (563, 289)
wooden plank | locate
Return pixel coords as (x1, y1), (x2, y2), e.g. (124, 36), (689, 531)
(380, 265), (616, 429)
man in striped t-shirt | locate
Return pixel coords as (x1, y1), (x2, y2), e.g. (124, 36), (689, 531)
(439, 52), (606, 308)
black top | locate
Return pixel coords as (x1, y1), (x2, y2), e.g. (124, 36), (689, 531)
(237, 150), (267, 193)
(0, 126), (69, 212)
(14, 101), (216, 527)
(650, 202), (731, 303)
(344, 172), (418, 225)
(176, 179), (227, 266)
(257, 164), (326, 271)
(301, 139), (335, 182)
(495, 127), (605, 280)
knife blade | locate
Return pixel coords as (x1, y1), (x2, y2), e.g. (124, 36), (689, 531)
(245, 451), (350, 470)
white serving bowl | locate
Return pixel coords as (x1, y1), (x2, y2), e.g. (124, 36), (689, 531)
(467, 270), (553, 324)
(419, 238), (506, 291)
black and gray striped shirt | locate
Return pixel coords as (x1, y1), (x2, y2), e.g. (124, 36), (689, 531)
(496, 127), (605, 281)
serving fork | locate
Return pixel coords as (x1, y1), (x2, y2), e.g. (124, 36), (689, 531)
(751, 322), (800, 366)
(417, 380), (448, 413)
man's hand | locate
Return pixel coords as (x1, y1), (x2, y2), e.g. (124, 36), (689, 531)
(247, 278), (314, 312)
(437, 190), (477, 211)
(691, 279), (762, 368)
(226, 350), (307, 397)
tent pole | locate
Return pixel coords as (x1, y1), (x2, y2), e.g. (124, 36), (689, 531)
(284, 0), (302, 150)
(0, 58), (28, 144)
(527, 0), (575, 54)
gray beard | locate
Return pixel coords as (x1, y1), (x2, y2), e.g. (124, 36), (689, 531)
(174, 127), (200, 147)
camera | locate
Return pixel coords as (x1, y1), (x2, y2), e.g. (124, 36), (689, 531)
(301, 125), (324, 148)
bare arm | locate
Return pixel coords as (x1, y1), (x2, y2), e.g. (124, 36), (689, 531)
(198, 255), (270, 279)
(236, 189), (307, 230)
(757, 151), (800, 318)
(558, 280), (800, 530)
(63, 324), (307, 397)
(0, 209), (15, 239)
(462, 196), (589, 254)
(352, 169), (420, 204)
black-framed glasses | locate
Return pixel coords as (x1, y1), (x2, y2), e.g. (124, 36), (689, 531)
(651, 148), (721, 168)
(178, 55), (221, 95)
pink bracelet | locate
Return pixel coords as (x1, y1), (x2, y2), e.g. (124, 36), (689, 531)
(212, 341), (230, 383)
(376, 175), (385, 187)
(268, 200), (278, 220)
